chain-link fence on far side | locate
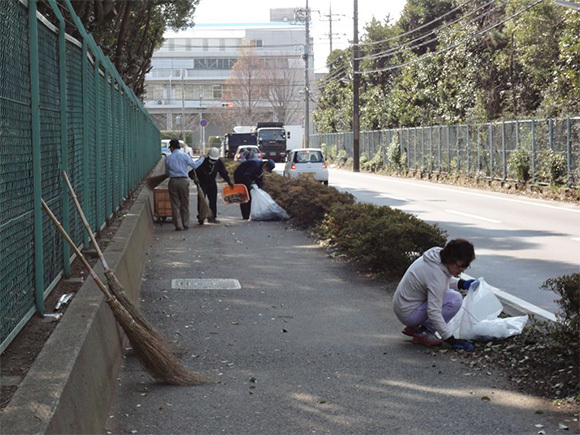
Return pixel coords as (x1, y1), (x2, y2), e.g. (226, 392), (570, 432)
(0, 0), (161, 352)
(311, 118), (580, 187)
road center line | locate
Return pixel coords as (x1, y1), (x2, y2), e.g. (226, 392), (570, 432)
(446, 209), (502, 223)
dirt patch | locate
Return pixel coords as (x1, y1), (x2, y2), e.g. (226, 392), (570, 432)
(0, 184), (142, 411)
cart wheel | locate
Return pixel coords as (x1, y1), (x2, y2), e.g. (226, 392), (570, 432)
(161, 216), (167, 222)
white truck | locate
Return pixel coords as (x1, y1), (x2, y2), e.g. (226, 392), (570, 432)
(284, 125), (304, 153)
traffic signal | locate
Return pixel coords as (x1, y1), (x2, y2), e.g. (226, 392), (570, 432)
(220, 102), (234, 108)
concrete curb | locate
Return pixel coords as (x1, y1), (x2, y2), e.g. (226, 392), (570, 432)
(0, 165), (160, 434)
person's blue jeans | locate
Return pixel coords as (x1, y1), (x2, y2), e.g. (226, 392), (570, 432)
(396, 289), (462, 334)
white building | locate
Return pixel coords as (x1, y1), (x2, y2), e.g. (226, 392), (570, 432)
(144, 8), (314, 150)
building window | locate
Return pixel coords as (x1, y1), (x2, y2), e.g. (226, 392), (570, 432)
(193, 58), (237, 70)
(168, 39), (174, 51)
(256, 40), (262, 47)
(220, 39), (225, 51)
(213, 85), (223, 100)
(203, 39), (209, 51)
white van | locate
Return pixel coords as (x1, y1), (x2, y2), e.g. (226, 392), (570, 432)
(161, 139), (193, 157)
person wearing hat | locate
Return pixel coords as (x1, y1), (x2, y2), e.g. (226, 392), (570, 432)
(165, 139), (205, 231)
(233, 158), (276, 220)
(189, 147), (233, 224)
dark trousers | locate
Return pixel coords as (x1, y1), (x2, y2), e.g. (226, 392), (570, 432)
(199, 181), (218, 218)
(239, 201), (251, 220)
(234, 182), (252, 219)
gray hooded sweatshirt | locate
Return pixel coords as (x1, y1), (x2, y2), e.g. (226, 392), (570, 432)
(393, 247), (461, 340)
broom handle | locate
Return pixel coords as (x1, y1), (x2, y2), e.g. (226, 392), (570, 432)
(41, 199), (113, 300)
(62, 171), (109, 271)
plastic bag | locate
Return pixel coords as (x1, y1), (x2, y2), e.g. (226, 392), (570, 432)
(250, 185), (289, 221)
(448, 278), (528, 340)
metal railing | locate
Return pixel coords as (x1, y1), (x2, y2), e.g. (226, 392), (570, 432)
(311, 118), (580, 187)
(0, 0), (160, 352)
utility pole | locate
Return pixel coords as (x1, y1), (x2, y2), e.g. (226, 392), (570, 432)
(303, 0), (311, 147)
(352, 0), (360, 172)
(329, 4), (333, 52)
(320, 4), (343, 52)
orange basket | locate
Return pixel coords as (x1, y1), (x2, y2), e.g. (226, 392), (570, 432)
(222, 184), (250, 205)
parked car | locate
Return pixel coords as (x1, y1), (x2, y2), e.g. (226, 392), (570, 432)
(234, 145), (262, 161)
(161, 139), (193, 157)
(283, 148), (329, 185)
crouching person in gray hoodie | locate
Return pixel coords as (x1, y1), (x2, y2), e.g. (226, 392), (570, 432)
(393, 238), (477, 351)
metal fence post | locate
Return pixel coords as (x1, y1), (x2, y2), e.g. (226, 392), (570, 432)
(502, 121), (507, 181)
(549, 118), (554, 150)
(489, 124), (494, 179)
(465, 125), (470, 175)
(29, 0), (45, 314)
(531, 119), (536, 183)
(82, 39), (89, 248)
(95, 59), (102, 226)
(55, 1), (70, 276)
(438, 126), (442, 173)
(566, 117), (572, 186)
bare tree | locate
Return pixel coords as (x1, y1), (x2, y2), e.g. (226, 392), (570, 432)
(221, 46), (303, 128)
(222, 46), (267, 126)
(263, 57), (302, 125)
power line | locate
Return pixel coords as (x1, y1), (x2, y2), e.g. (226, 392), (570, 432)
(357, 0), (500, 62)
(358, 0), (547, 75)
(357, 0), (475, 48)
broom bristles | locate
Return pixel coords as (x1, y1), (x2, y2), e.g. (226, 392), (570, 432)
(104, 270), (183, 356)
(197, 184), (213, 220)
(146, 174), (168, 190)
(106, 297), (209, 385)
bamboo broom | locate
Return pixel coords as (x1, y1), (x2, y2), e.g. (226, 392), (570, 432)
(62, 171), (159, 336)
(191, 169), (213, 224)
(41, 199), (208, 386)
(146, 173), (168, 190)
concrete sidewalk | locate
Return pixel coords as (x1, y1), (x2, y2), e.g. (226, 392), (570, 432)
(105, 181), (570, 435)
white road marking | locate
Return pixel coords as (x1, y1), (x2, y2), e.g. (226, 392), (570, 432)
(171, 279), (241, 290)
(445, 209), (502, 223)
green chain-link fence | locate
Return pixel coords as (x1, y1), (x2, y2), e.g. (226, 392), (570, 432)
(312, 118), (580, 187)
(0, 0), (161, 352)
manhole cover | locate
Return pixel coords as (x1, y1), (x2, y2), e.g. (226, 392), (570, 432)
(171, 278), (241, 290)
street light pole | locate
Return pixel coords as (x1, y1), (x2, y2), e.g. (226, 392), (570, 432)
(181, 69), (185, 145)
(199, 91), (203, 153)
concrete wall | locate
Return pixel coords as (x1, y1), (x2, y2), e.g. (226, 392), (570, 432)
(0, 164), (160, 434)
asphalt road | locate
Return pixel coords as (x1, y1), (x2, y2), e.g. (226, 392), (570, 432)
(106, 183), (571, 434)
(324, 168), (580, 314)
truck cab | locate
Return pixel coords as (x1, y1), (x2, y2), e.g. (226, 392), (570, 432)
(254, 122), (287, 162)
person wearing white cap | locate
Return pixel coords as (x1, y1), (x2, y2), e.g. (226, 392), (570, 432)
(189, 147), (233, 224)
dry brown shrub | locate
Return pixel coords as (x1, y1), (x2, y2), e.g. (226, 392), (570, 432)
(264, 174), (355, 229)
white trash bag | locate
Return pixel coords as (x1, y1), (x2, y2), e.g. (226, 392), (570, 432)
(448, 278), (528, 341)
(250, 185), (290, 221)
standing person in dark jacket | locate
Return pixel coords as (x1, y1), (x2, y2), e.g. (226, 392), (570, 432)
(233, 158), (275, 220)
(189, 147), (234, 224)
